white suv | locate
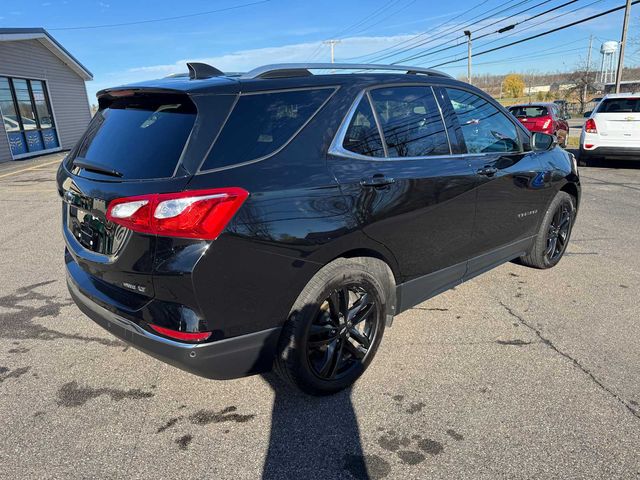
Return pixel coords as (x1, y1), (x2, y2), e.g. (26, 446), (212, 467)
(580, 93), (640, 163)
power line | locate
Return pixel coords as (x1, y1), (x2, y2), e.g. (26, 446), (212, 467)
(463, 0), (603, 54)
(48, 0), (271, 31)
(430, 0), (640, 68)
(333, 0), (404, 40)
(342, 1), (492, 62)
(390, 0), (571, 65)
(366, 0), (539, 64)
(307, 0), (404, 61)
(339, 0), (421, 40)
(418, 0), (602, 67)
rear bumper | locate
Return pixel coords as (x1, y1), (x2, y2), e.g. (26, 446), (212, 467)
(580, 146), (640, 160)
(67, 271), (281, 380)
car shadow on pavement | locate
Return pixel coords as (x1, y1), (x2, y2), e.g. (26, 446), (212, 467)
(260, 373), (373, 479)
(256, 303), (383, 480)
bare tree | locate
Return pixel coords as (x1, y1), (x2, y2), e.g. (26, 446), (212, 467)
(567, 57), (599, 113)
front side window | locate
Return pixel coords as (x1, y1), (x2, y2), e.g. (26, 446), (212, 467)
(369, 86), (450, 157)
(342, 96), (385, 157)
(202, 88), (335, 170)
(0, 76), (59, 157)
(446, 88), (520, 154)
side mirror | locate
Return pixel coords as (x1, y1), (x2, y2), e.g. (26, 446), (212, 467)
(532, 132), (557, 151)
(583, 111), (592, 118)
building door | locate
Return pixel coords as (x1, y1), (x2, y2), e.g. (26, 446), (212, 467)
(0, 76), (60, 159)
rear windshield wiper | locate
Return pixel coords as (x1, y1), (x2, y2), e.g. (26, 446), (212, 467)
(73, 159), (123, 178)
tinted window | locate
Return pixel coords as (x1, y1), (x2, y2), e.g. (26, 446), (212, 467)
(597, 98), (640, 113)
(342, 96), (384, 157)
(369, 86), (449, 157)
(446, 88), (520, 154)
(508, 106), (548, 118)
(202, 88), (334, 170)
(73, 94), (196, 180)
(0, 77), (19, 132)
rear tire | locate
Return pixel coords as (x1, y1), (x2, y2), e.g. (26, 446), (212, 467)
(520, 191), (576, 269)
(275, 257), (394, 396)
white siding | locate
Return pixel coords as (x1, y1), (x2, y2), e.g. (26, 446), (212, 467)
(0, 39), (91, 163)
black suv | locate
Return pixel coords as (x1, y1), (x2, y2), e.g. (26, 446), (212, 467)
(58, 63), (580, 395)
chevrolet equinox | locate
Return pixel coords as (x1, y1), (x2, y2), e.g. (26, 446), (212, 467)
(58, 63), (581, 395)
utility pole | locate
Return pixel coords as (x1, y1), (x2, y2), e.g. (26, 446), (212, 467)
(615, 0), (633, 93)
(583, 35), (593, 104)
(323, 40), (341, 64)
(464, 30), (472, 84)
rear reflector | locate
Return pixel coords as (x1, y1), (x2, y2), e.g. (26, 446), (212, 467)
(585, 118), (597, 134)
(149, 324), (212, 342)
(106, 187), (249, 240)
(584, 144), (594, 149)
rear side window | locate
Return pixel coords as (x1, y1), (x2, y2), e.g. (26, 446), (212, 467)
(73, 94), (196, 180)
(201, 88), (334, 170)
(342, 96), (385, 157)
(597, 98), (640, 113)
(369, 86), (450, 157)
(446, 88), (520, 154)
(509, 106), (548, 118)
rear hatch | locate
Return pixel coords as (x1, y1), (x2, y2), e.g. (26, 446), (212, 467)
(508, 105), (552, 133)
(594, 97), (640, 143)
(59, 87), (237, 308)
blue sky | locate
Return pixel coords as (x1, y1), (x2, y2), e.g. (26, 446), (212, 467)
(2, 0), (638, 102)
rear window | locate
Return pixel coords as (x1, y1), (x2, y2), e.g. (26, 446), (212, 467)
(597, 98), (640, 113)
(508, 106), (548, 118)
(201, 88), (334, 171)
(72, 94), (196, 180)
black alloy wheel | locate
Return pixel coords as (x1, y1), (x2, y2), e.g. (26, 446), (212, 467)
(545, 201), (572, 263)
(306, 286), (379, 381)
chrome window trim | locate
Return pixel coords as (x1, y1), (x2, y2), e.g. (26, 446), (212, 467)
(197, 86), (340, 174)
(365, 90), (389, 158)
(329, 84), (458, 162)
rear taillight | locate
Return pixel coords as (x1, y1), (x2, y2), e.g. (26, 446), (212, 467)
(149, 324), (212, 342)
(106, 187), (249, 240)
(541, 118), (552, 130)
(585, 118), (597, 133)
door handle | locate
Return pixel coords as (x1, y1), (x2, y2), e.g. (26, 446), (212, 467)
(476, 166), (498, 177)
(360, 174), (396, 188)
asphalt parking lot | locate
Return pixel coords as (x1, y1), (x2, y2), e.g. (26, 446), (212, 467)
(0, 153), (639, 479)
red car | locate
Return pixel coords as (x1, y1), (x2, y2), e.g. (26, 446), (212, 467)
(508, 103), (569, 148)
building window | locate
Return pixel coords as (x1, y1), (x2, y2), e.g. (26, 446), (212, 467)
(0, 76), (59, 157)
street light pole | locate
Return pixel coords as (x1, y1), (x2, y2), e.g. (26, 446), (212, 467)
(614, 0), (633, 93)
(464, 30), (472, 84)
(583, 35), (593, 104)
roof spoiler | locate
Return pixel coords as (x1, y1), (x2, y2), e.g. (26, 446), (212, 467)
(187, 62), (224, 80)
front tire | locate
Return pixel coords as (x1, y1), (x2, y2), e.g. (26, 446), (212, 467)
(520, 191), (576, 269)
(275, 257), (394, 396)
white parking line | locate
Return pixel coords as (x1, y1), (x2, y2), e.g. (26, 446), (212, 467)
(0, 159), (60, 180)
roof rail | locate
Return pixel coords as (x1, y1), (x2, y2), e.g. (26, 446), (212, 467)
(241, 63), (452, 80)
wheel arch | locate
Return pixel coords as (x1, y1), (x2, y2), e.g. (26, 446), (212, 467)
(560, 180), (580, 209)
(331, 247), (400, 286)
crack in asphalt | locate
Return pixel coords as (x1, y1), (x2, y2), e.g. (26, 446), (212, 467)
(499, 301), (640, 421)
(580, 175), (640, 193)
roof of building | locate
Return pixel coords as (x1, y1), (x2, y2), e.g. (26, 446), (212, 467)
(0, 27), (92, 81)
